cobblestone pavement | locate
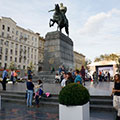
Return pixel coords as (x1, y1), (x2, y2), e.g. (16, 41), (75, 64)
(0, 102), (116, 120)
(0, 82), (115, 120)
(0, 81), (114, 96)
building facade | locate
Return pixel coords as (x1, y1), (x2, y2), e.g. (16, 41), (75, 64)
(74, 51), (85, 70)
(0, 17), (40, 70)
(37, 34), (45, 71)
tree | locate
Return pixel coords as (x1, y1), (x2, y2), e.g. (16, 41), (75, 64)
(28, 61), (35, 71)
(94, 53), (119, 62)
(84, 59), (92, 72)
(116, 58), (120, 74)
(8, 61), (17, 70)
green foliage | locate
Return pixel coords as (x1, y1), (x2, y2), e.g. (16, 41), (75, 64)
(28, 61), (35, 71)
(59, 83), (90, 106)
(116, 58), (120, 74)
(8, 61), (17, 70)
(85, 59), (92, 72)
(94, 53), (119, 62)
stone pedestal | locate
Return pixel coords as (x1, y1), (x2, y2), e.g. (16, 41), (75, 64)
(43, 31), (74, 71)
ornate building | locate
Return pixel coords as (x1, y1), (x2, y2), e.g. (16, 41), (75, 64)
(37, 33), (45, 71)
(0, 17), (41, 70)
(74, 51), (85, 70)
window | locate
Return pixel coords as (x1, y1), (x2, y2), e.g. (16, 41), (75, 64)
(10, 49), (13, 54)
(2, 25), (5, 30)
(6, 41), (9, 46)
(7, 34), (10, 38)
(0, 39), (4, 45)
(15, 57), (17, 62)
(15, 51), (17, 55)
(0, 55), (2, 60)
(32, 36), (34, 40)
(15, 37), (18, 41)
(11, 42), (14, 48)
(5, 48), (8, 55)
(18, 65), (21, 69)
(10, 56), (12, 61)
(12, 28), (14, 34)
(0, 47), (2, 54)
(5, 56), (7, 61)
(23, 65), (25, 69)
(7, 27), (10, 32)
(31, 48), (33, 53)
(4, 63), (7, 68)
(35, 55), (36, 59)
(15, 44), (18, 49)
(19, 58), (21, 63)
(2, 32), (4, 37)
(16, 31), (18, 35)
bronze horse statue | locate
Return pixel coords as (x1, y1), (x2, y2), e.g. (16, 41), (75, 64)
(49, 4), (69, 36)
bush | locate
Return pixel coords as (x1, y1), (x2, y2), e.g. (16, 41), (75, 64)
(59, 83), (90, 106)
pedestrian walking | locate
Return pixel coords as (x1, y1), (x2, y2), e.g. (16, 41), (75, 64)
(26, 78), (34, 107)
(10, 69), (14, 84)
(80, 66), (85, 85)
(2, 67), (8, 90)
(92, 71), (98, 84)
(27, 67), (32, 80)
(112, 74), (120, 120)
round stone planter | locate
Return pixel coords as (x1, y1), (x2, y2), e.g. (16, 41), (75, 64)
(59, 102), (89, 120)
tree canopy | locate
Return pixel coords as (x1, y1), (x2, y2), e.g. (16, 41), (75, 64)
(94, 54), (119, 62)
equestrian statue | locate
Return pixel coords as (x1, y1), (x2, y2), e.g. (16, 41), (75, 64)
(48, 3), (69, 36)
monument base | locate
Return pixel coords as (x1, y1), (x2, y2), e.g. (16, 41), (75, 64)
(36, 31), (74, 83)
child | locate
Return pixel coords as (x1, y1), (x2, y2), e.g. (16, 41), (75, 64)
(34, 80), (43, 107)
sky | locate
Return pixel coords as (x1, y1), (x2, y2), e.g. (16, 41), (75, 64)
(0, 0), (120, 61)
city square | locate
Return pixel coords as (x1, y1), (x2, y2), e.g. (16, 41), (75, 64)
(0, 0), (120, 120)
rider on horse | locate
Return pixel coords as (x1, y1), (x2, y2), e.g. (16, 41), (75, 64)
(48, 3), (69, 35)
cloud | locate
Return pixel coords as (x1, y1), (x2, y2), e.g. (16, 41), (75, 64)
(79, 8), (120, 36)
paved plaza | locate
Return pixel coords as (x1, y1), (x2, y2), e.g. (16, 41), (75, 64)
(0, 81), (115, 120)
(0, 101), (116, 120)
(0, 81), (114, 96)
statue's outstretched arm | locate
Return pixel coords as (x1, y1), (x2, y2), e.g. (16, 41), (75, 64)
(48, 9), (55, 12)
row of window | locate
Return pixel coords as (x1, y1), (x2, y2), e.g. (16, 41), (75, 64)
(1, 25), (38, 42)
(0, 62), (32, 70)
(2, 25), (10, 32)
(0, 48), (37, 59)
(0, 40), (37, 53)
(1, 32), (38, 46)
(0, 54), (37, 64)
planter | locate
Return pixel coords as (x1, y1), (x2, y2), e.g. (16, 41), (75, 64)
(59, 102), (89, 120)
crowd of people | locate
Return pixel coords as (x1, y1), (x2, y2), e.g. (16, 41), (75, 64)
(92, 70), (111, 84)
(54, 65), (86, 88)
(1, 66), (120, 119)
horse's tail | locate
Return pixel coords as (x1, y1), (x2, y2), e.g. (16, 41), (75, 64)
(65, 18), (69, 36)
(65, 26), (69, 36)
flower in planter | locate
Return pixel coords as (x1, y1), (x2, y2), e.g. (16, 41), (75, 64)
(59, 83), (90, 106)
